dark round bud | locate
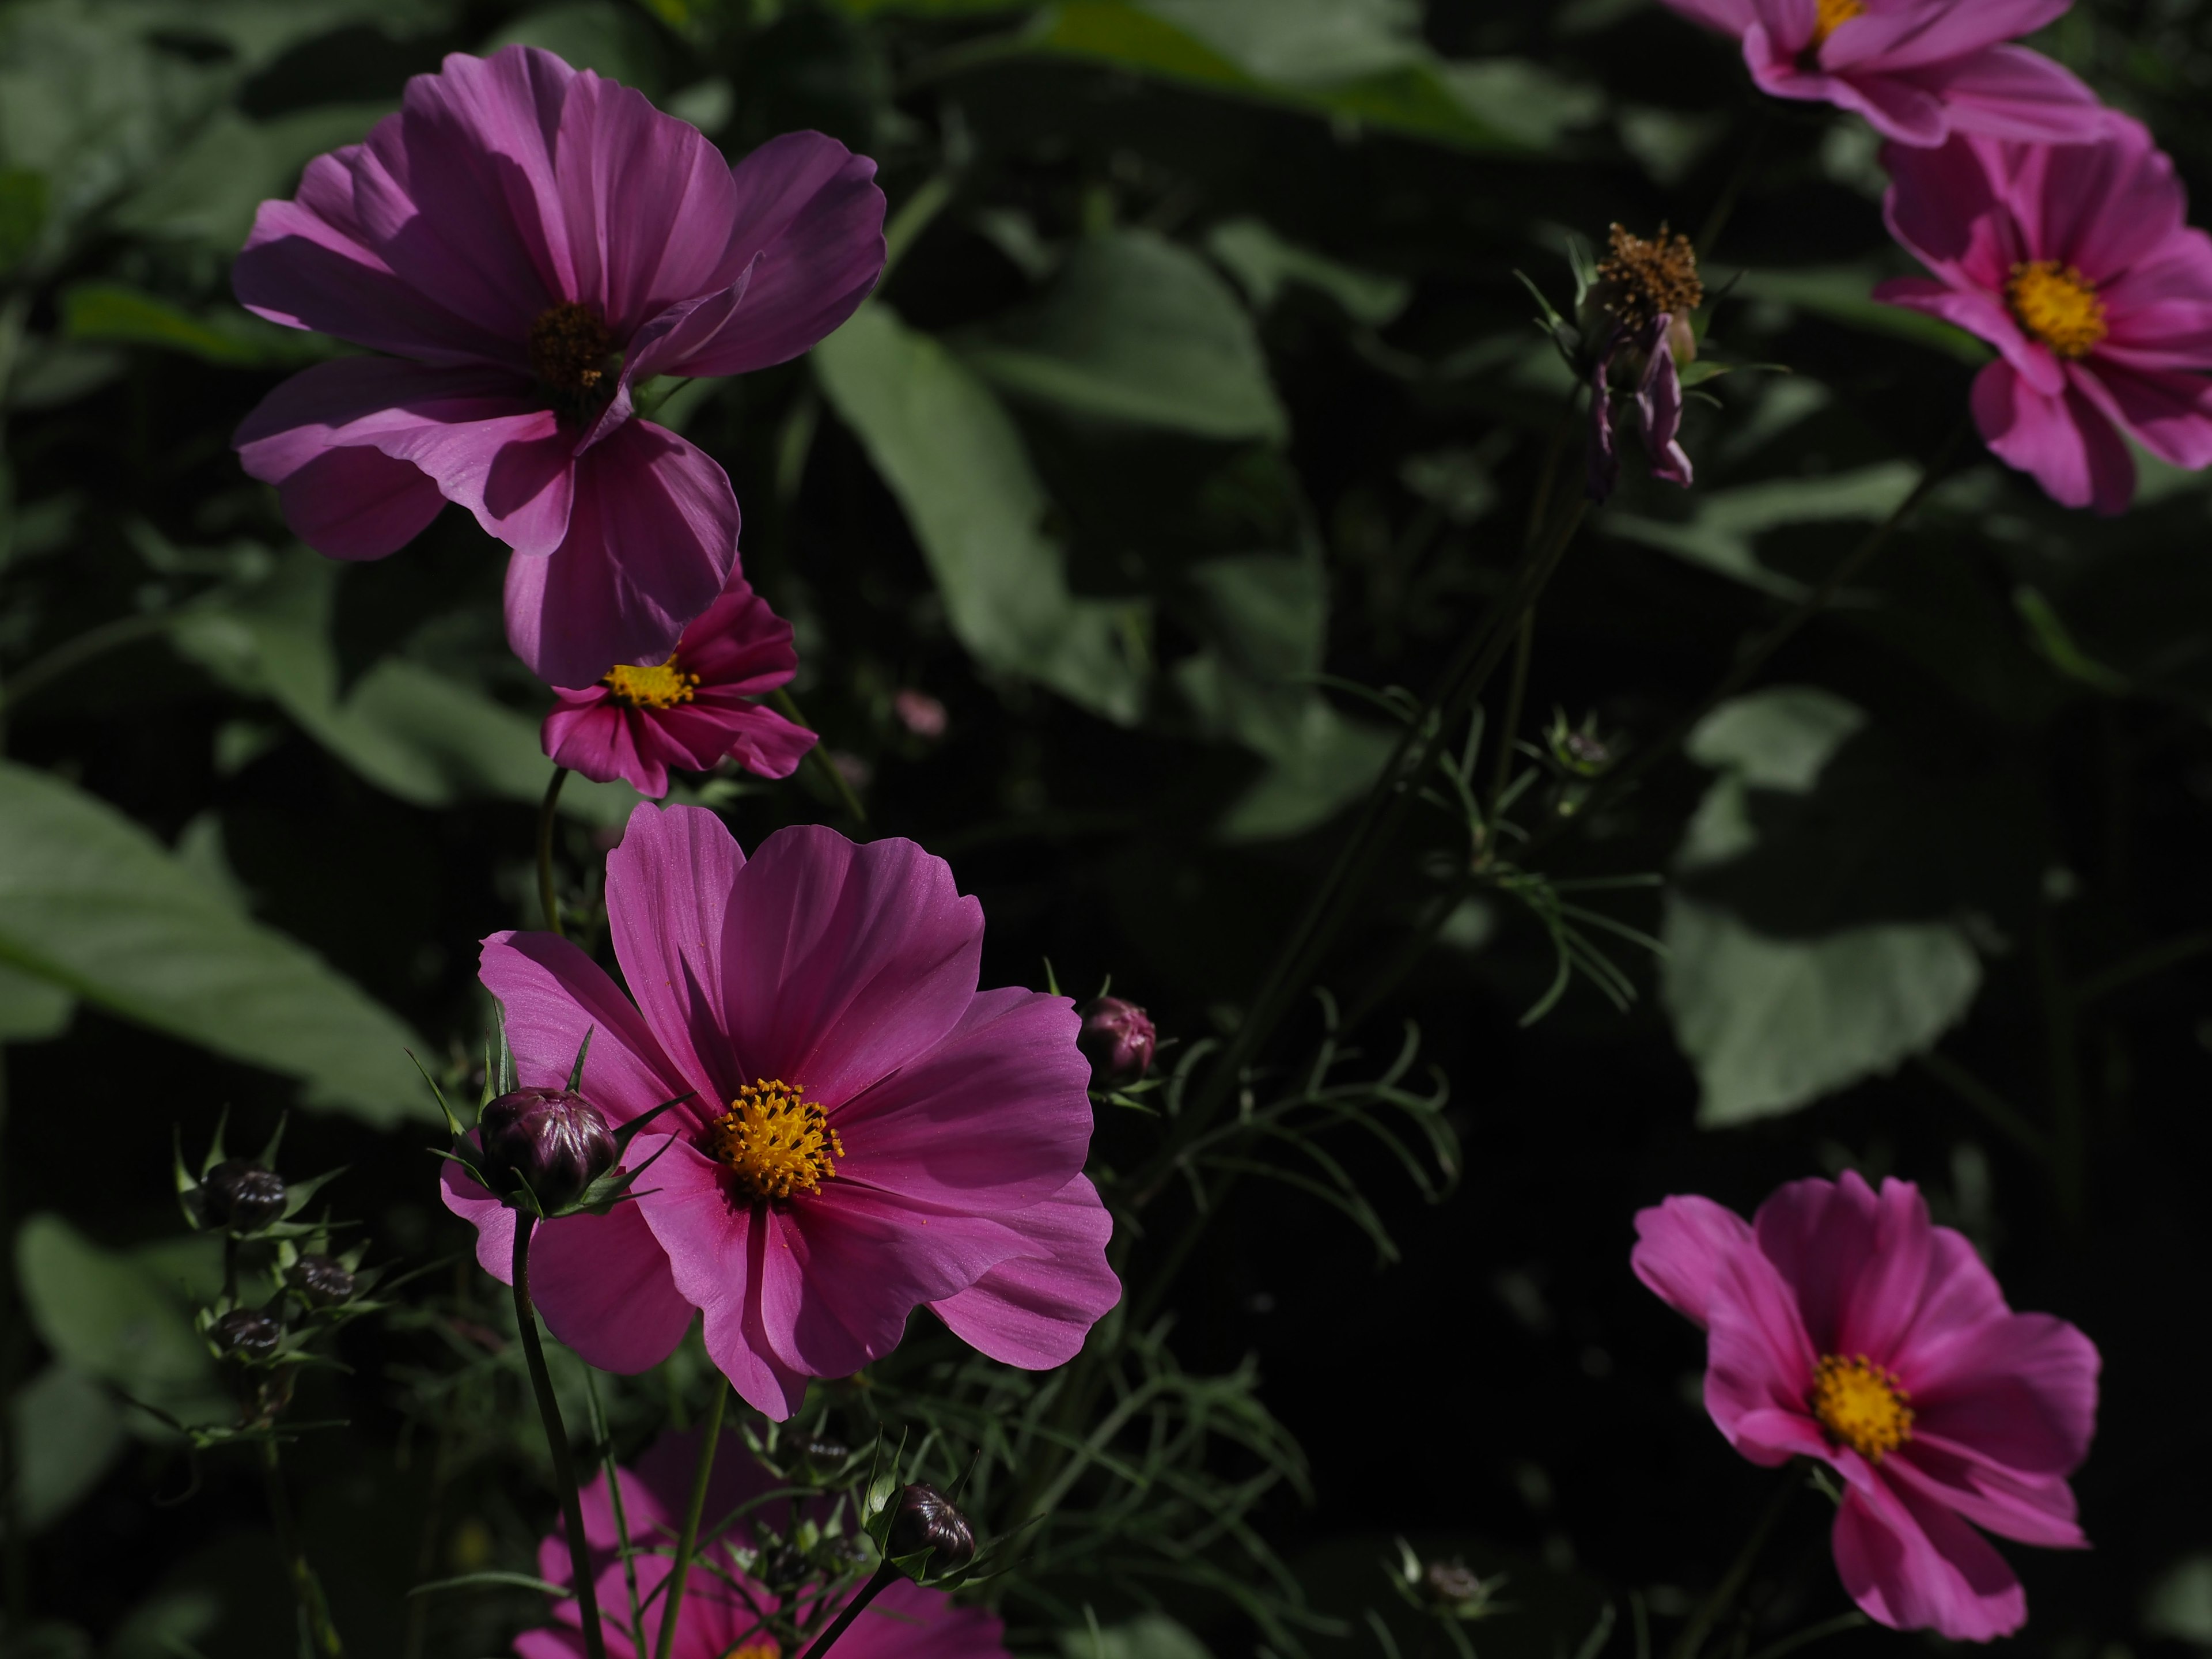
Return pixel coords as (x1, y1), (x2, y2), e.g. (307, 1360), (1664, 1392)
(291, 1253), (358, 1308)
(478, 1087), (616, 1211)
(1076, 996), (1156, 1087)
(203, 1161), (287, 1230)
(215, 1307), (283, 1358)
(887, 1483), (975, 1571)
(786, 1433), (849, 1469)
(1423, 1558), (1486, 1607)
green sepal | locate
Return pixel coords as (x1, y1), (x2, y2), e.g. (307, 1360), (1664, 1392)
(568, 1025), (596, 1093)
(408, 1049), (466, 1137)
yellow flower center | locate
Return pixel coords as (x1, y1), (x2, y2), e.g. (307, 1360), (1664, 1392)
(2007, 260), (2108, 359)
(601, 657), (700, 711)
(1810, 1354), (1914, 1462)
(728, 1643), (778, 1659)
(1810, 0), (1863, 46)
(705, 1081), (843, 1204)
(528, 301), (615, 395)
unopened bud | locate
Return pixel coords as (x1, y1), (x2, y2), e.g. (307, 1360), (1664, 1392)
(478, 1086), (616, 1211)
(215, 1307), (283, 1358)
(204, 1161), (287, 1231)
(291, 1254), (358, 1308)
(1424, 1559), (1485, 1605)
(887, 1483), (975, 1571)
(1077, 997), (1156, 1086)
(785, 1433), (850, 1472)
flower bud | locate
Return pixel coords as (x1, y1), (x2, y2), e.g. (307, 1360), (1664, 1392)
(1077, 997), (1156, 1086)
(203, 1161), (287, 1231)
(478, 1086), (616, 1211)
(887, 1483), (975, 1571)
(291, 1253), (358, 1308)
(783, 1433), (850, 1474)
(215, 1306), (283, 1358)
(1423, 1559), (1485, 1605)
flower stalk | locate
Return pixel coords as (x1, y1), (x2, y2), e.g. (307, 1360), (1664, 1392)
(511, 1215), (607, 1659)
(537, 766), (570, 940)
(1665, 1475), (1797, 1659)
(652, 1381), (726, 1659)
(794, 1561), (901, 1659)
(262, 1437), (347, 1658)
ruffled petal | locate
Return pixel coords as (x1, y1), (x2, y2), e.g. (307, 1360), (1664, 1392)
(603, 802), (746, 1097)
(502, 418), (740, 688)
(543, 695), (672, 798)
(1880, 135), (2027, 301)
(1978, 358), (2136, 512)
(1630, 1194), (1757, 1330)
(1902, 1308), (2100, 1475)
(271, 444), (447, 562)
(1888, 1435), (2088, 1549)
(529, 1201), (696, 1374)
(2074, 358), (2212, 469)
(1830, 1479), (2027, 1640)
(1829, 2), (2067, 71)
(1893, 44), (2109, 143)
(1873, 274), (2054, 393)
(826, 1579), (1006, 1659)
(930, 1173), (1120, 1368)
(479, 927), (698, 1128)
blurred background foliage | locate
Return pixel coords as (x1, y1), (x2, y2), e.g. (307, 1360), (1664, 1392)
(1, 0), (2210, 1656)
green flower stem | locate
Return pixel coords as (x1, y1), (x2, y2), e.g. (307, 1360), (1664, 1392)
(652, 1380), (726, 1659)
(512, 1215), (607, 1659)
(794, 1561), (900, 1659)
(1737, 1611), (1869, 1659)
(0, 1048), (25, 1630)
(1665, 1476), (1797, 1659)
(772, 689), (868, 824)
(537, 766), (570, 940)
(260, 1437), (347, 1658)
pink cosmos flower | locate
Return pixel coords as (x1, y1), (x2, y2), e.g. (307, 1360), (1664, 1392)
(1874, 123), (2212, 513)
(443, 802), (1120, 1418)
(231, 46), (885, 687)
(1633, 1172), (2098, 1642)
(1658, 0), (2107, 146)
(542, 569), (817, 798)
(517, 1426), (1008, 1659)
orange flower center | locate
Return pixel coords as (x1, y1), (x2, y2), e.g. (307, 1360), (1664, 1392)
(706, 1081), (843, 1203)
(1810, 1354), (1914, 1462)
(529, 301), (615, 395)
(602, 657), (699, 711)
(728, 1643), (778, 1659)
(2006, 260), (2108, 359)
(1810, 0), (1863, 46)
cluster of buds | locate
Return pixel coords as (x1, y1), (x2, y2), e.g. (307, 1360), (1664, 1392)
(859, 1446), (985, 1589)
(175, 1115), (380, 1430)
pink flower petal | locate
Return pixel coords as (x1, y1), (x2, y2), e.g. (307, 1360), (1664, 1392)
(835, 986), (1091, 1211)
(501, 418), (740, 688)
(544, 695), (672, 798)
(439, 1153), (516, 1285)
(1831, 1478), (2027, 1640)
(272, 444), (447, 561)
(1903, 1308), (2100, 1474)
(830, 1580), (1006, 1659)
(1832, 3), (2067, 71)
(1971, 357), (2135, 513)
(1895, 44), (2109, 143)
(529, 1202), (696, 1373)
(2014, 120), (2180, 287)
(1889, 1434), (2087, 1548)
(718, 827), (983, 1110)
(2074, 357), (2212, 468)
(1701, 1265), (1820, 1457)
(604, 802), (747, 1096)
(1880, 135), (2027, 302)
(1630, 1194), (1758, 1330)
(930, 1173), (1120, 1369)
(1750, 1171), (1915, 1357)
(479, 927), (699, 1128)
(1817, 67), (1951, 147)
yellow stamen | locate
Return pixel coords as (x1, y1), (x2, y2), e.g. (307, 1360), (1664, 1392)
(1596, 224), (1705, 332)
(705, 1081), (843, 1204)
(528, 301), (614, 395)
(2006, 260), (2108, 359)
(728, 1643), (778, 1659)
(601, 656), (700, 711)
(1810, 1354), (1914, 1463)
(1811, 0), (1863, 47)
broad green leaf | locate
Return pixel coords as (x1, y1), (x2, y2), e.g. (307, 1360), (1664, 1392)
(14, 1216), (220, 1415)
(7, 1365), (124, 1535)
(170, 544), (639, 826)
(960, 230), (1288, 442)
(60, 283), (268, 367)
(1059, 1614), (1214, 1659)
(1733, 267), (1990, 363)
(2146, 1554), (2212, 1646)
(1206, 217), (1408, 325)
(487, 2), (668, 92)
(0, 760), (435, 1124)
(1662, 895), (1982, 1127)
(0, 959), (71, 1042)
(814, 302), (1149, 723)
(1605, 461), (1921, 596)
(110, 103), (393, 255)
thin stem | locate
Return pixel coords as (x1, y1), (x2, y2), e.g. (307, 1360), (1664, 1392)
(1912, 1051), (2049, 1162)
(261, 1437), (347, 1658)
(1737, 1612), (1868, 1659)
(586, 1372), (645, 1646)
(795, 1562), (900, 1659)
(652, 1381), (728, 1659)
(774, 690), (868, 824)
(1695, 105), (1772, 261)
(1666, 1476), (1797, 1659)
(0, 609), (179, 736)
(537, 767), (569, 940)
(1483, 613), (1535, 830)
(2074, 929), (2212, 1005)
(0, 1046), (24, 1630)
(513, 1216), (607, 1659)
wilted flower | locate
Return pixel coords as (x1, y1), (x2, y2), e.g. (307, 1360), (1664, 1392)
(1634, 1171), (2098, 1641)
(517, 1427), (1009, 1659)
(887, 1484), (976, 1572)
(478, 1086), (618, 1212)
(542, 569), (817, 798)
(231, 46), (885, 687)
(1076, 996), (1156, 1086)
(202, 1161), (288, 1231)
(444, 802), (1119, 1417)
(1586, 226), (1700, 502)
(1875, 122), (2212, 513)
(1656, 0), (2108, 147)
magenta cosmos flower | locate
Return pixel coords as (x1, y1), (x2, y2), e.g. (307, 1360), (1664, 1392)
(443, 802), (1119, 1416)
(1876, 123), (2212, 513)
(1634, 1172), (2098, 1641)
(231, 46), (884, 687)
(1658, 0), (2105, 145)
(543, 568), (816, 797)
(518, 1425), (1007, 1659)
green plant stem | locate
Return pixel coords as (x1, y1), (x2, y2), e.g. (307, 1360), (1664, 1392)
(773, 689), (868, 824)
(1913, 1051), (2049, 1162)
(512, 1217), (607, 1659)
(2075, 929), (2212, 1004)
(652, 1381), (726, 1659)
(537, 767), (569, 940)
(587, 1372), (645, 1646)
(0, 609), (179, 739)
(795, 1562), (900, 1659)
(0, 1047), (23, 1631)
(1737, 1612), (1868, 1659)
(1666, 1476), (1797, 1659)
(1696, 105), (1772, 261)
(1483, 612), (1535, 830)
(261, 1437), (347, 1658)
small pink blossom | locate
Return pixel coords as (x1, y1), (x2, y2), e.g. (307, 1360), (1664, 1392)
(444, 802), (1119, 1418)
(1634, 1172), (2099, 1642)
(232, 46), (884, 687)
(1876, 122), (2212, 513)
(1658, 0), (2108, 146)
(542, 569), (816, 798)
(893, 689), (948, 740)
(517, 1425), (1009, 1659)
